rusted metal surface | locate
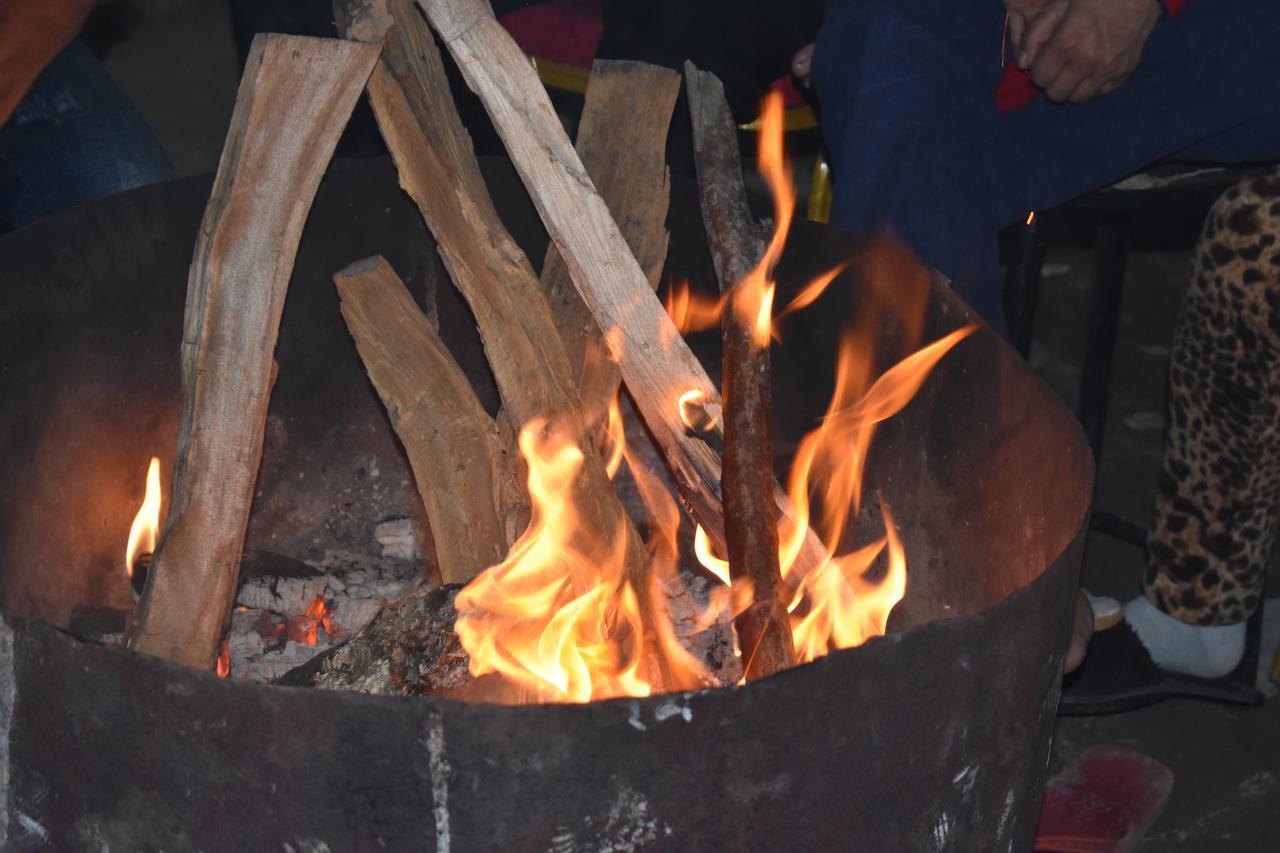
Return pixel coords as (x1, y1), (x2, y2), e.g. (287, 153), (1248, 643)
(0, 159), (1091, 851)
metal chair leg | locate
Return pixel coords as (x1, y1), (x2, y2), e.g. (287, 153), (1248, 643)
(1002, 217), (1045, 359)
(1077, 214), (1130, 460)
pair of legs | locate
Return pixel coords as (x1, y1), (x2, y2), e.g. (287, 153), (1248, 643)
(812, 0), (1280, 327)
(0, 39), (171, 230)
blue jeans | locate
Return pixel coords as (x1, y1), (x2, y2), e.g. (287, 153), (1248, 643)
(812, 0), (1280, 327)
(0, 40), (172, 230)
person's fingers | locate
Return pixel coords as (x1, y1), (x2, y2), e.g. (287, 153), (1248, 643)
(1008, 11), (1027, 55)
(1042, 56), (1090, 102)
(1067, 75), (1103, 104)
(791, 43), (815, 84)
(1028, 39), (1068, 91)
(1020, 4), (1067, 68)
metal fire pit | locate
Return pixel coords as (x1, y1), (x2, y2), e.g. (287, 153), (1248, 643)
(0, 158), (1091, 851)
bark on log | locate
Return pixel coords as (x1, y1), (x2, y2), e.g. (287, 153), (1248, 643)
(129, 35), (379, 670)
(337, 0), (698, 690)
(539, 59), (679, 427)
(685, 63), (794, 679)
(334, 256), (525, 585)
(418, 0), (827, 581)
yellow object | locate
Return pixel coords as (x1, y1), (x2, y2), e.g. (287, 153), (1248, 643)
(807, 153), (832, 223)
(532, 57), (590, 95)
(738, 104), (819, 133)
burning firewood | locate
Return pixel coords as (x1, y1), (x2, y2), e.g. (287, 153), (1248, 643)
(685, 64), (795, 679)
(416, 0), (830, 581)
(538, 59), (680, 434)
(129, 34), (380, 670)
(334, 256), (527, 584)
(335, 0), (701, 695)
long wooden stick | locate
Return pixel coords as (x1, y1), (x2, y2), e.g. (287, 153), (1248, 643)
(334, 256), (525, 585)
(337, 0), (699, 690)
(685, 63), (794, 679)
(418, 0), (828, 578)
(130, 35), (379, 670)
(540, 59), (679, 427)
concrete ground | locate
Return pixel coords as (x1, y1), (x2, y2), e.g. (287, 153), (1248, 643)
(85, 1), (1280, 848)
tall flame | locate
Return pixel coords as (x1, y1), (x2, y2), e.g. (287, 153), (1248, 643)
(124, 456), (162, 578)
(732, 92), (791, 349)
(450, 87), (979, 703)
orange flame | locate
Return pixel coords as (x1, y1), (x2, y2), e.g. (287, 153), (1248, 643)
(728, 92), (791, 349)
(455, 420), (655, 703)
(662, 279), (724, 346)
(217, 640), (230, 678)
(124, 456), (162, 578)
(450, 89), (978, 702)
(454, 415), (719, 703)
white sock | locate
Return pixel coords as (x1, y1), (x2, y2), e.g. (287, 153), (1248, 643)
(1124, 596), (1246, 679)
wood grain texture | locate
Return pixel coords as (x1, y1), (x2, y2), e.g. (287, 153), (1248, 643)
(686, 63), (794, 679)
(419, 0), (727, 544)
(540, 59), (678, 426)
(339, 0), (699, 690)
(129, 34), (380, 670)
(419, 0), (828, 578)
(334, 256), (525, 585)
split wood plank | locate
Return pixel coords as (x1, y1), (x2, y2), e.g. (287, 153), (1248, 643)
(130, 34), (380, 670)
(685, 63), (794, 679)
(336, 0), (700, 691)
(418, 0), (828, 577)
(539, 59), (679, 427)
(334, 256), (526, 585)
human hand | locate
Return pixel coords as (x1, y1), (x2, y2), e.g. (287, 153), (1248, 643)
(1004, 0), (1068, 60)
(1019, 0), (1160, 104)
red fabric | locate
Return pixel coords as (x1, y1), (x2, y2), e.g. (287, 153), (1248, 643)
(498, 0), (602, 70)
(995, 65), (1038, 112)
(769, 73), (810, 109)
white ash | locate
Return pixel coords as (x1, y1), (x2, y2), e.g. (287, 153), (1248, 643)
(663, 572), (743, 686)
(374, 517), (419, 561)
(229, 550), (426, 683)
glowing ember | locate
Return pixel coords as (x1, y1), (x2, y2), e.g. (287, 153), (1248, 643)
(217, 640), (230, 678)
(124, 456), (163, 578)
(285, 595), (337, 646)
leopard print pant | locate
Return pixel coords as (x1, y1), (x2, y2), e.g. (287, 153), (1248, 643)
(1145, 170), (1280, 626)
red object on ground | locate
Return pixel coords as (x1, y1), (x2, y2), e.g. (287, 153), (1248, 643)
(1034, 745), (1174, 853)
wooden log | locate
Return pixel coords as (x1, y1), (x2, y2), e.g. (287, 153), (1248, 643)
(337, 0), (699, 691)
(539, 59), (679, 427)
(334, 256), (526, 585)
(129, 35), (379, 670)
(685, 63), (794, 679)
(418, 0), (828, 580)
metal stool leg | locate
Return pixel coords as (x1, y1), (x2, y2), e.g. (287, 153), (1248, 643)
(1002, 217), (1045, 359)
(1077, 214), (1130, 460)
